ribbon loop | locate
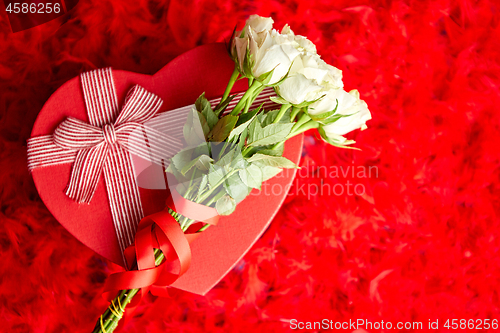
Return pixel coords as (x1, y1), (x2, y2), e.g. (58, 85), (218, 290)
(103, 193), (219, 301)
(66, 144), (108, 203)
(53, 117), (104, 151)
(115, 85), (163, 126)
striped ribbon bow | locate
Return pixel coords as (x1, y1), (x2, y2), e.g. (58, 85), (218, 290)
(27, 68), (183, 256)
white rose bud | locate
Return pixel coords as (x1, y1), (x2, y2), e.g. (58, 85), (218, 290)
(232, 15), (274, 75)
(232, 15), (306, 85)
(245, 15), (274, 34)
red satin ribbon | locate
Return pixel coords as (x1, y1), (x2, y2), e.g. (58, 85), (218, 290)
(103, 191), (219, 302)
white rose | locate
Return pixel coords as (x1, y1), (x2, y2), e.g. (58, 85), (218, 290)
(277, 53), (343, 105)
(318, 60), (343, 90)
(281, 24), (317, 54)
(276, 54), (324, 105)
(250, 31), (301, 84)
(308, 87), (350, 115)
(277, 73), (323, 105)
(313, 89), (371, 136)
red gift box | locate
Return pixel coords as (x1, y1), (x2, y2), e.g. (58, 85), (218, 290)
(27, 43), (303, 296)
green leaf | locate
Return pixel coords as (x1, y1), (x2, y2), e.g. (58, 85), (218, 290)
(180, 154), (213, 175)
(248, 153), (298, 168)
(248, 118), (294, 147)
(183, 108), (207, 145)
(308, 99), (338, 122)
(235, 104), (263, 127)
(307, 100), (358, 125)
(257, 67), (275, 85)
(228, 111), (258, 142)
(319, 111), (360, 126)
(239, 164), (263, 190)
(261, 109), (291, 127)
(196, 111), (211, 137)
(255, 143), (284, 157)
(171, 148), (193, 172)
(254, 164), (283, 181)
(195, 93), (218, 130)
(214, 94), (236, 116)
(193, 142), (210, 157)
(166, 160), (189, 183)
(291, 94), (326, 108)
(238, 127), (248, 150)
(208, 164), (227, 188)
(216, 147), (248, 171)
(214, 141), (231, 160)
(216, 195), (236, 216)
(224, 172), (250, 203)
(210, 115), (239, 142)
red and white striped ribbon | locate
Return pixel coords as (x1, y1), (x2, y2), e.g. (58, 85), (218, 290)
(27, 68), (279, 258)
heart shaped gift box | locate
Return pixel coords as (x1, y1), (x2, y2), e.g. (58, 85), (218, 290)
(28, 43), (303, 296)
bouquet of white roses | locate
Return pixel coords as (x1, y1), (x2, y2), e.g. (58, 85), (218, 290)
(94, 14), (371, 333)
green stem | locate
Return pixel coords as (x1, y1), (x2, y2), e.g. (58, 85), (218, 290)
(196, 169), (238, 204)
(270, 141), (284, 151)
(243, 77), (255, 115)
(273, 103), (291, 123)
(288, 119), (319, 138)
(267, 108), (317, 152)
(182, 168), (198, 199)
(197, 224), (211, 232)
(181, 188), (223, 234)
(290, 106), (300, 121)
(243, 84), (265, 115)
(217, 67), (239, 111)
(242, 146), (256, 158)
(92, 249), (165, 333)
(230, 80), (262, 116)
(291, 112), (311, 133)
(247, 77), (254, 89)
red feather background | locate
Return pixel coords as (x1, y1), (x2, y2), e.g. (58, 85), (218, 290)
(1, 0), (500, 332)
